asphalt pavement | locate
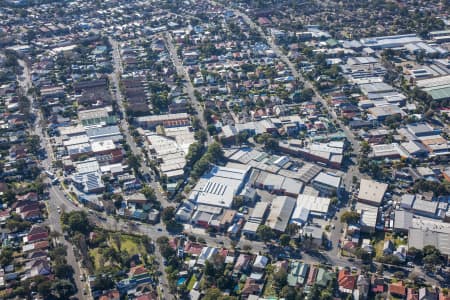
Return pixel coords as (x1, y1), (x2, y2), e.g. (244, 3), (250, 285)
(18, 59), (87, 300)
(109, 38), (174, 300)
(163, 32), (212, 145)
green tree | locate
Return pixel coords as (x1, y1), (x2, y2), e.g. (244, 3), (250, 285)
(37, 280), (52, 296)
(286, 223), (299, 237)
(127, 152), (141, 172)
(141, 185), (157, 202)
(62, 211), (92, 235)
(161, 207), (175, 223)
(280, 234), (291, 247)
(360, 141), (371, 155)
(0, 247), (14, 266)
(273, 269), (288, 292)
(203, 288), (222, 300)
(54, 264), (74, 279)
(52, 279), (75, 298)
(340, 211), (360, 224)
(257, 225), (274, 242)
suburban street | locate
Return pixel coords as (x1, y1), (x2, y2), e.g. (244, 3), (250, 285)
(219, 4), (365, 189)
(17, 59), (87, 300)
(164, 32), (213, 145)
(109, 38), (170, 208)
(109, 37), (173, 300)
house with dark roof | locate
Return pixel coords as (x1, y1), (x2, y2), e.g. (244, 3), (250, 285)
(24, 226), (48, 244)
(371, 275), (385, 294)
(241, 278), (262, 298)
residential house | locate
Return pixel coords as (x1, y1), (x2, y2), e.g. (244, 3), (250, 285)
(99, 290), (120, 300)
(338, 269), (356, 294)
(390, 281), (407, 299)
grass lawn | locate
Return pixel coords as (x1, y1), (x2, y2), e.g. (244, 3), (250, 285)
(89, 248), (102, 270)
(187, 274), (197, 291)
(373, 232), (407, 258)
(262, 276), (276, 298)
(110, 234), (146, 255)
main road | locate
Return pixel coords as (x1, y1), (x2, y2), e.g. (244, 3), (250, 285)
(17, 59), (87, 300)
(109, 38), (170, 208)
(218, 3), (364, 188)
(109, 38), (173, 300)
(163, 32), (212, 145)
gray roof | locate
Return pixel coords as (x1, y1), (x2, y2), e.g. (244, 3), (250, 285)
(358, 179), (388, 205)
(313, 172), (341, 189)
(249, 201), (269, 222)
(400, 194), (416, 209)
(266, 196), (296, 232)
(406, 123), (435, 136)
(412, 198), (438, 215)
(86, 125), (121, 138)
(394, 210), (413, 231)
(408, 228), (450, 256)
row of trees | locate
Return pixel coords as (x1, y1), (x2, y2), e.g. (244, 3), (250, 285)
(190, 142), (224, 179)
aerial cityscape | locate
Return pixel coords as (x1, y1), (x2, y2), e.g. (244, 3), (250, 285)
(0, 0), (450, 299)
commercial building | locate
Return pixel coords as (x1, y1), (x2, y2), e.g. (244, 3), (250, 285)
(357, 179), (388, 206)
(90, 139), (116, 155)
(136, 113), (190, 129)
(146, 134), (187, 181)
(312, 172), (342, 197)
(250, 169), (304, 197)
(266, 196), (296, 232)
(86, 125), (122, 142)
(189, 165), (251, 208)
(290, 194), (331, 225)
(393, 210), (413, 233)
(242, 202), (269, 237)
(355, 202), (378, 233)
(408, 228), (450, 256)
(399, 194), (447, 219)
(279, 140), (344, 169)
(360, 34), (422, 49)
(368, 105), (405, 121)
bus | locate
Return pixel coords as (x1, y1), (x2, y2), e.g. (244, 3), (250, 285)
(45, 170), (55, 179)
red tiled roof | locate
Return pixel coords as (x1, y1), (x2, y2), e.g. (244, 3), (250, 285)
(407, 288), (419, 300)
(0, 210), (10, 217)
(338, 269), (356, 291)
(129, 265), (148, 277)
(168, 238), (177, 250)
(184, 242), (203, 256)
(440, 293), (450, 300)
(390, 282), (406, 296)
(99, 290), (120, 300)
(27, 231), (49, 243)
(33, 240), (49, 250)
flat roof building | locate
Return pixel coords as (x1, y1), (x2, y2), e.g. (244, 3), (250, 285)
(136, 113), (190, 129)
(291, 194), (331, 225)
(189, 165), (250, 208)
(393, 210), (413, 233)
(355, 202), (379, 233)
(312, 172), (342, 197)
(266, 196), (296, 232)
(408, 228), (450, 256)
(357, 179), (388, 206)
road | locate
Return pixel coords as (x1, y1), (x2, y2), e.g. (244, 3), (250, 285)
(221, 4), (365, 190)
(109, 38), (170, 208)
(109, 38), (173, 300)
(163, 32), (212, 145)
(17, 59), (87, 300)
